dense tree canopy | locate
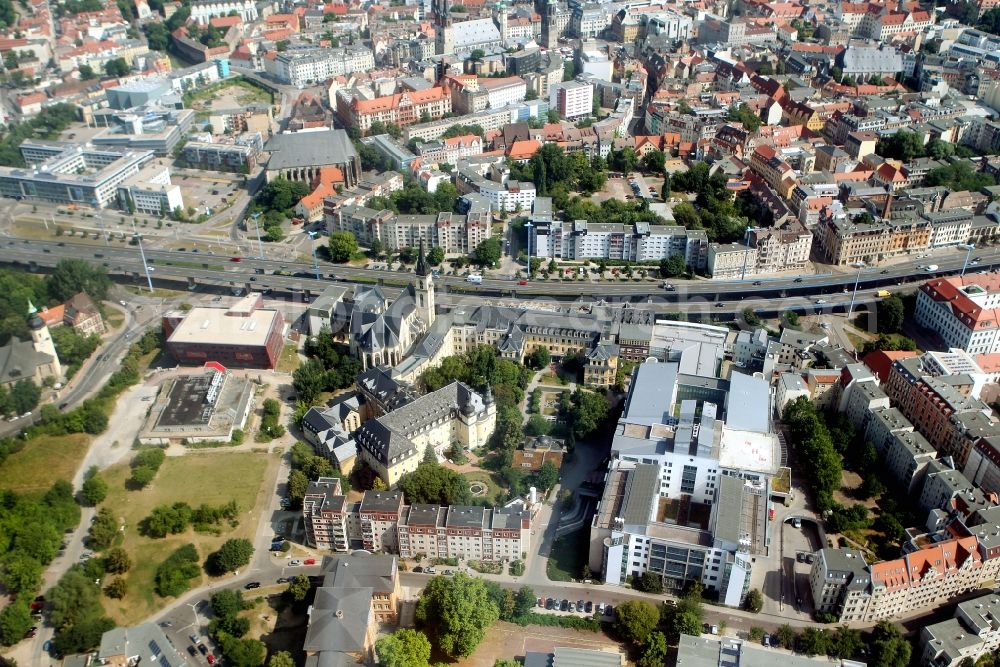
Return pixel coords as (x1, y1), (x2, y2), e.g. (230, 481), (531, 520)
(615, 599), (659, 644)
(376, 629), (432, 667)
(415, 574), (499, 657)
(397, 462), (471, 505)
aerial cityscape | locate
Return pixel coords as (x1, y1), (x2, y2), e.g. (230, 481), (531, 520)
(2, 0), (1000, 665)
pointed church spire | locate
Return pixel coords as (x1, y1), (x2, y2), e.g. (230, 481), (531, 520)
(27, 300), (37, 316)
(415, 239), (429, 277)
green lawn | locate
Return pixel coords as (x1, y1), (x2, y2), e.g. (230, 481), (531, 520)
(547, 527), (590, 582)
(462, 470), (504, 505)
(0, 433), (91, 493)
(276, 341), (301, 373)
(99, 451), (273, 624)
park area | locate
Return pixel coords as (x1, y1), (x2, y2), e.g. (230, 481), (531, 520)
(98, 450), (275, 623)
(0, 433), (90, 494)
(183, 78), (273, 116)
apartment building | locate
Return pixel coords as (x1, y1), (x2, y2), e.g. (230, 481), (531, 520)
(530, 199), (708, 267)
(181, 133), (263, 172)
(330, 205), (492, 253)
(815, 205), (931, 266)
(337, 87), (453, 135)
(749, 146), (796, 197)
(455, 168), (536, 212)
(267, 48), (375, 88)
(915, 274), (1000, 355)
(589, 460), (767, 607)
(921, 593), (1000, 667)
(303, 552), (400, 667)
(809, 537), (992, 623)
(190, 0), (257, 23)
(707, 222), (812, 279)
(549, 80), (593, 119)
(417, 134), (484, 165)
(303, 484), (531, 561)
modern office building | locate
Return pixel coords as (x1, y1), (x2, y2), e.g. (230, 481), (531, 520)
(162, 294), (285, 369)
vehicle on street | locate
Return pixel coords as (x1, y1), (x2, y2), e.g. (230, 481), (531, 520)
(794, 277), (803, 282)
(198, 644), (209, 655)
(518, 280), (528, 285)
(289, 559), (302, 566)
(793, 517), (802, 528)
(425, 567), (436, 574)
(208, 655), (215, 665)
(276, 577), (289, 584)
(814, 299), (826, 304)
(466, 274), (483, 284)
(412, 567), (423, 573)
(876, 290), (891, 297)
(925, 264), (939, 272)
(230, 257), (241, 262)
(244, 582), (261, 589)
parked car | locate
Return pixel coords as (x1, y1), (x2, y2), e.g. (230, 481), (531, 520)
(198, 644), (209, 655)
(189, 634), (200, 644)
(276, 577), (289, 584)
(244, 582), (261, 590)
(289, 559), (302, 566)
(188, 646), (198, 657)
(537, 597), (544, 607)
(545, 598), (554, 609)
(559, 599), (568, 611)
(577, 600), (584, 611)
(604, 604), (613, 617)
(304, 558), (316, 565)
(412, 566), (423, 573)
(585, 601), (593, 613)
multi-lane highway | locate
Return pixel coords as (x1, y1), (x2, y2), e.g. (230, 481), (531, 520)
(4, 237), (1000, 305)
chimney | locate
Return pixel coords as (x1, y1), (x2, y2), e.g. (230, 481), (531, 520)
(883, 190), (893, 219)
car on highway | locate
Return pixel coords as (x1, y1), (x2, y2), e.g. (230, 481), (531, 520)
(518, 280), (528, 285)
(230, 257), (241, 262)
(794, 277), (803, 282)
(814, 299), (827, 304)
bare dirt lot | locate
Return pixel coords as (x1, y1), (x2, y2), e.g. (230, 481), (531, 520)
(452, 622), (624, 667)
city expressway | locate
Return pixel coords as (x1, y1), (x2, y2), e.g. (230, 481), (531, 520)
(3, 237), (1000, 314)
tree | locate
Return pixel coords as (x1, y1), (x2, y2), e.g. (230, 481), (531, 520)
(633, 571), (664, 593)
(830, 626), (864, 659)
(799, 628), (829, 656)
(427, 246), (445, 266)
(470, 48), (485, 61)
(103, 57), (130, 77)
(103, 547), (132, 574)
(877, 130), (925, 162)
(369, 238), (385, 258)
(776, 624), (796, 649)
(78, 63), (96, 79)
(397, 462), (471, 505)
(743, 588), (763, 613)
(376, 629), (432, 667)
(525, 413), (551, 436)
(615, 599), (659, 644)
(870, 620), (911, 667)
(660, 253), (686, 278)
(535, 460), (559, 490)
(877, 294), (904, 334)
(527, 346), (550, 369)
(474, 237), (502, 267)
(205, 538), (253, 576)
(269, 652), (295, 667)
(103, 577), (127, 599)
(641, 149), (665, 174)
(81, 470), (108, 506)
(415, 573), (499, 658)
(0, 600), (32, 646)
(569, 389), (609, 439)
(328, 231), (359, 262)
(87, 507), (117, 551)
(218, 633), (266, 667)
(0, 552), (41, 595)
(726, 103), (762, 132)
(9, 379), (40, 416)
(287, 574), (311, 602)
(639, 632), (667, 667)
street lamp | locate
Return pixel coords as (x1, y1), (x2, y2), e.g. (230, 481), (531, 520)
(250, 212), (265, 259)
(740, 225), (753, 282)
(959, 243), (975, 278)
(130, 221), (154, 293)
(524, 218), (533, 282)
(846, 260), (865, 321)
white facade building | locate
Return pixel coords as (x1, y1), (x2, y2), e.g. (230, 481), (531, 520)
(549, 80), (593, 119)
(914, 274), (1000, 355)
(190, 0), (257, 24)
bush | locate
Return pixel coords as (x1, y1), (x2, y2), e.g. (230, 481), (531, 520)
(103, 547), (132, 574)
(256, 398), (285, 442)
(155, 544), (201, 597)
(205, 538), (253, 576)
(510, 612), (599, 631)
(103, 577), (127, 599)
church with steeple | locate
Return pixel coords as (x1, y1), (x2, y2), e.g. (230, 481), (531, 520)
(333, 240), (437, 371)
(0, 301), (62, 389)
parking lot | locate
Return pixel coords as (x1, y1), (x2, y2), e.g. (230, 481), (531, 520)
(781, 517), (825, 616)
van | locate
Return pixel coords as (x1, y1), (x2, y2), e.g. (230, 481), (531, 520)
(466, 274), (483, 284)
(876, 290), (891, 298)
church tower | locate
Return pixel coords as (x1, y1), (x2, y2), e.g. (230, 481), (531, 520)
(414, 240), (436, 327)
(27, 300), (61, 380)
(494, 1), (508, 41)
(434, 0), (453, 55)
(537, 0), (557, 48)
